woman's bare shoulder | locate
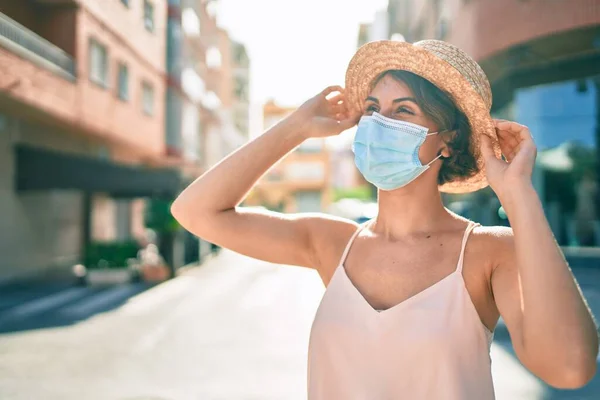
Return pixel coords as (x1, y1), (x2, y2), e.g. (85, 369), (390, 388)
(304, 213), (361, 278)
(307, 214), (361, 250)
(472, 224), (514, 244)
(470, 224), (516, 267)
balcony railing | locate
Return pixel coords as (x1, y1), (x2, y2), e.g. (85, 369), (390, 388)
(0, 12), (76, 79)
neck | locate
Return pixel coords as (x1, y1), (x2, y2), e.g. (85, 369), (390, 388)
(374, 180), (453, 238)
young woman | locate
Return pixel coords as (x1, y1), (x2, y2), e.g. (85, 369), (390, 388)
(171, 40), (598, 399)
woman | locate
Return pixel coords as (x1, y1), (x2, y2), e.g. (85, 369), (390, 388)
(171, 40), (598, 399)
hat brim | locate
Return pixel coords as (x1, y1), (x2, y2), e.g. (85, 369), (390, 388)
(345, 41), (502, 194)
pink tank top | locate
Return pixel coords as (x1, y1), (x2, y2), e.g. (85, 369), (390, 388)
(307, 220), (495, 399)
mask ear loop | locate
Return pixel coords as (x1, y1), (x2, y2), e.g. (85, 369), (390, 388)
(425, 129), (451, 164)
(426, 128), (449, 136)
(425, 153), (444, 166)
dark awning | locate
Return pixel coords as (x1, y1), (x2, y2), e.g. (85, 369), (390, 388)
(15, 144), (181, 198)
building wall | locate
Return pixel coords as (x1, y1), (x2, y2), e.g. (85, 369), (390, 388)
(0, 0), (77, 55)
(0, 110), (151, 281)
(204, 122), (223, 168)
(181, 99), (200, 161)
(38, 6), (78, 57)
(0, 116), (85, 282)
(445, 0), (600, 62)
(0, 0), (40, 37)
(245, 102), (331, 212)
(386, 0), (600, 245)
(91, 194), (117, 242)
(217, 28), (234, 108)
(130, 198), (147, 240)
(0, 1), (168, 160)
(389, 0), (600, 63)
(0, 0), (169, 280)
(191, 0), (230, 169)
(77, 4), (166, 158)
(80, 0), (167, 70)
(232, 41), (250, 139)
(188, 6), (246, 167)
(0, 46), (79, 124)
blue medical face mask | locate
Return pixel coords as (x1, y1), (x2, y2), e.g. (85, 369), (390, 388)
(352, 112), (444, 191)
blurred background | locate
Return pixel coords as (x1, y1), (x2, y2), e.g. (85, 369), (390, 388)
(0, 0), (598, 399)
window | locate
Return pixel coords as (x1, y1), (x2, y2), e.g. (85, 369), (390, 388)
(144, 1), (155, 32)
(206, 47), (222, 69)
(120, 0), (129, 7)
(142, 82), (154, 115)
(89, 38), (108, 87)
(234, 77), (248, 101)
(166, 19), (182, 75)
(206, 1), (218, 18)
(117, 63), (129, 101)
(182, 8), (200, 36)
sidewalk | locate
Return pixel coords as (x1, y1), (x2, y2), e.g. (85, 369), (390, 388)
(0, 249), (597, 399)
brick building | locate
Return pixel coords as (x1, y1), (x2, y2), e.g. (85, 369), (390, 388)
(163, 0), (250, 264)
(0, 0), (179, 282)
(243, 100), (331, 213)
(386, 0), (600, 246)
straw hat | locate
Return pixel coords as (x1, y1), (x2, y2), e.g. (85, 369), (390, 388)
(345, 39), (502, 193)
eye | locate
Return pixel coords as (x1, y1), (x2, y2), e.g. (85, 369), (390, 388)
(365, 104), (379, 115)
(396, 106), (414, 115)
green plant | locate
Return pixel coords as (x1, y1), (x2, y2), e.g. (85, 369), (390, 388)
(145, 198), (179, 233)
(85, 240), (140, 269)
(332, 186), (375, 202)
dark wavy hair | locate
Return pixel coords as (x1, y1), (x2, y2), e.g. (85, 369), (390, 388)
(371, 70), (479, 186)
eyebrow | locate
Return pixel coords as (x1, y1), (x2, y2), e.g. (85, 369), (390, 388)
(366, 96), (418, 104)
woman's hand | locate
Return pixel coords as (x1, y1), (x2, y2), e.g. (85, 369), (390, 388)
(293, 86), (361, 138)
(481, 119), (538, 201)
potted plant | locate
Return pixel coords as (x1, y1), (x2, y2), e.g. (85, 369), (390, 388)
(84, 240), (140, 285)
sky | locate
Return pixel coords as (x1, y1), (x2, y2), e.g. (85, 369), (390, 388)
(217, 0), (389, 107)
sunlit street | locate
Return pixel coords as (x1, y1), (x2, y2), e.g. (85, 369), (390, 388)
(1, 0), (599, 398)
(1, 250), (598, 399)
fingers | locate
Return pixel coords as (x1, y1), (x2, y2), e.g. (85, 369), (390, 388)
(493, 120), (536, 162)
(328, 94), (345, 113)
(494, 119), (533, 143)
(496, 127), (520, 146)
(332, 104), (346, 116)
(338, 111), (362, 130)
(327, 93), (344, 104)
(322, 85), (344, 98)
(318, 85), (360, 131)
(327, 92), (350, 117)
(496, 128), (518, 162)
(482, 128), (516, 163)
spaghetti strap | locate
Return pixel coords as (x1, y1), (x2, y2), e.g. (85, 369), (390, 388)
(456, 221), (479, 273)
(338, 220), (372, 266)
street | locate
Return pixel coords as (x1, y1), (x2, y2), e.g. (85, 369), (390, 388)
(0, 250), (598, 400)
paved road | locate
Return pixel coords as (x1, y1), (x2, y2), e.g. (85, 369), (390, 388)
(0, 250), (598, 400)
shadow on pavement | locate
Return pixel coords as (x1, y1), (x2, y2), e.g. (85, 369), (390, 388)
(0, 280), (157, 334)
